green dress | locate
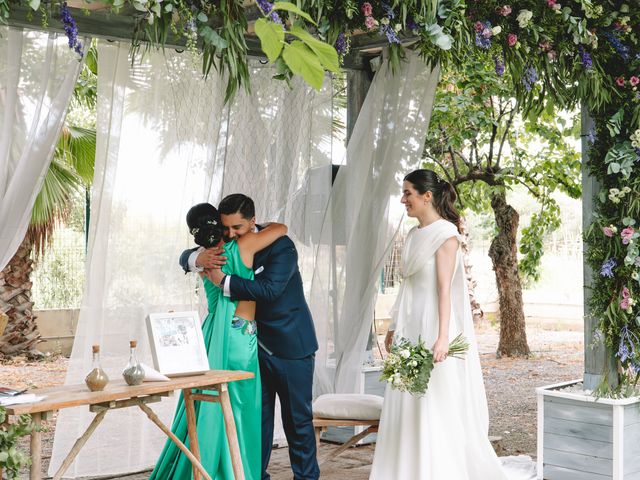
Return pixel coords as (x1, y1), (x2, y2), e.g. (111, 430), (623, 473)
(150, 240), (261, 480)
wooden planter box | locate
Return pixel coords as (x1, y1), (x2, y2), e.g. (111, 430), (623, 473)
(537, 380), (640, 480)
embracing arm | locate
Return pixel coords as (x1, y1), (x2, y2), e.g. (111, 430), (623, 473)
(237, 223), (287, 261)
(229, 239), (297, 303)
(433, 236), (459, 362)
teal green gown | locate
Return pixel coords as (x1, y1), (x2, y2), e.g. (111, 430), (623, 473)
(150, 240), (261, 480)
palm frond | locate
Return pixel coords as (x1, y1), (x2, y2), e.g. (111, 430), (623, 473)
(28, 160), (82, 257)
(57, 125), (96, 185)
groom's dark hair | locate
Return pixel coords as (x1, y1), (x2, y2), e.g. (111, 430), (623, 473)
(219, 193), (255, 220)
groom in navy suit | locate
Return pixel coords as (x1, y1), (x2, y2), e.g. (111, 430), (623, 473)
(179, 193), (320, 480)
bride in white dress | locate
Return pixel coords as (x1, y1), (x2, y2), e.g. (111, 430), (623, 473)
(370, 169), (520, 480)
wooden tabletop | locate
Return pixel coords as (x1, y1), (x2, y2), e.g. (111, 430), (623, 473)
(6, 370), (253, 415)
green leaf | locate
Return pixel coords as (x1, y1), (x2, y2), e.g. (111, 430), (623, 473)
(282, 40), (324, 90)
(254, 18), (285, 63)
(287, 25), (339, 72)
(272, 2), (316, 25)
(199, 26), (229, 50)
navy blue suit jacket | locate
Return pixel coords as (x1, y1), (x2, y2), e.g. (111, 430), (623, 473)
(179, 236), (318, 359)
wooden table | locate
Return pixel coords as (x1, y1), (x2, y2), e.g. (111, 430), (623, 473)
(5, 370), (253, 480)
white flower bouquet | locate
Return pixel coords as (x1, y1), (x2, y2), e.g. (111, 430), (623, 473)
(380, 333), (469, 396)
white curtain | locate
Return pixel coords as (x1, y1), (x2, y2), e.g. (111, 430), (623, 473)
(0, 27), (84, 270)
(50, 41), (333, 477)
(311, 52), (441, 395)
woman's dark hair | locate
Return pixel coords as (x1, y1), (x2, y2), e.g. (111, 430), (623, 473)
(186, 203), (224, 248)
(219, 193), (255, 220)
(404, 169), (461, 232)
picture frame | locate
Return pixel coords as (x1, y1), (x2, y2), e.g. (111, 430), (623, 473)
(146, 311), (209, 377)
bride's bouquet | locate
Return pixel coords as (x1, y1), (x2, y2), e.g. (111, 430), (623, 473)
(380, 333), (470, 396)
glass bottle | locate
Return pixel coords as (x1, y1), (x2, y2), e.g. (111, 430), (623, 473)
(122, 340), (145, 386)
(85, 344), (109, 392)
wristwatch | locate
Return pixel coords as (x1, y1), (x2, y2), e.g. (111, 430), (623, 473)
(219, 274), (227, 289)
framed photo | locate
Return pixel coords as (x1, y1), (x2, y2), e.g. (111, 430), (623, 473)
(146, 311), (209, 377)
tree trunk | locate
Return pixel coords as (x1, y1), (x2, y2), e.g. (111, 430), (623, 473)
(488, 192), (530, 357)
(0, 236), (41, 357)
(459, 217), (484, 323)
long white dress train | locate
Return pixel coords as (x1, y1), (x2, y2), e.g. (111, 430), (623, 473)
(370, 219), (531, 480)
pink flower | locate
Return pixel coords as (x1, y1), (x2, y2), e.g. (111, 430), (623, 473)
(630, 76), (640, 87)
(603, 227), (615, 237)
(361, 2), (372, 16)
(621, 297), (630, 310)
(622, 286), (631, 299)
(507, 33), (518, 46)
(621, 226), (635, 245)
(616, 76), (626, 87)
(475, 21), (484, 32)
(364, 16), (376, 30)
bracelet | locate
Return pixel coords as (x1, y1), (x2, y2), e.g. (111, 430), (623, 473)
(219, 274), (227, 289)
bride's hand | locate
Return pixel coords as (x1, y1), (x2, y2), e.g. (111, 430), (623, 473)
(384, 330), (394, 353)
(432, 336), (449, 363)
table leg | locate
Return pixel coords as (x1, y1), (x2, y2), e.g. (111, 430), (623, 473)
(52, 409), (108, 480)
(138, 402), (212, 480)
(30, 412), (42, 480)
(183, 388), (202, 480)
(218, 383), (245, 480)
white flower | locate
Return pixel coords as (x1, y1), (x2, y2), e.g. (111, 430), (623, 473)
(492, 26), (502, 36)
(516, 9), (533, 28)
(400, 349), (410, 359)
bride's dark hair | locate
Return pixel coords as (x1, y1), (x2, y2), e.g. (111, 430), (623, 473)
(404, 169), (461, 232)
(186, 203), (224, 248)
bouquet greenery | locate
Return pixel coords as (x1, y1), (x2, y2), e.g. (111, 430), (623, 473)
(380, 333), (470, 396)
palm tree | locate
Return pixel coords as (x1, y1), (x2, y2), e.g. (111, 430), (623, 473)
(0, 48), (97, 357)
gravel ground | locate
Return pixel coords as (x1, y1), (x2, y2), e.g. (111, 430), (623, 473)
(1, 320), (583, 479)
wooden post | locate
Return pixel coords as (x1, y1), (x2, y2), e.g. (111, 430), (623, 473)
(582, 106), (618, 391)
(218, 383), (245, 480)
(183, 388), (202, 480)
(30, 412), (42, 480)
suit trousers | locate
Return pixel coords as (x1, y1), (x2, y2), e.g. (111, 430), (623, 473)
(259, 349), (319, 480)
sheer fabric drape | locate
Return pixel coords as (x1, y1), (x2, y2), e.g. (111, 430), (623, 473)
(310, 52), (441, 395)
(50, 41), (333, 477)
(0, 27), (85, 270)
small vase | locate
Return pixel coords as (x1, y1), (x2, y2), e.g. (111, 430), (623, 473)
(123, 340), (145, 386)
(85, 345), (109, 392)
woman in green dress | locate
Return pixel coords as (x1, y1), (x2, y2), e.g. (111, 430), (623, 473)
(150, 203), (287, 480)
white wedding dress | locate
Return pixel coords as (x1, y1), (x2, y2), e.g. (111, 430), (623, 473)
(370, 219), (533, 480)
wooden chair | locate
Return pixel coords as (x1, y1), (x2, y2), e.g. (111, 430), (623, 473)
(312, 393), (383, 463)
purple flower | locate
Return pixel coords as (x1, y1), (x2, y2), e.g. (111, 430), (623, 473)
(578, 45), (593, 70)
(600, 258), (617, 278)
(616, 326), (639, 364)
(406, 16), (419, 31)
(605, 31), (630, 61)
(256, 0), (282, 24)
(522, 66), (538, 92)
(381, 2), (395, 20)
(335, 33), (347, 56)
(475, 21), (492, 49)
(60, 2), (83, 58)
(380, 23), (401, 44)
(494, 55), (505, 76)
